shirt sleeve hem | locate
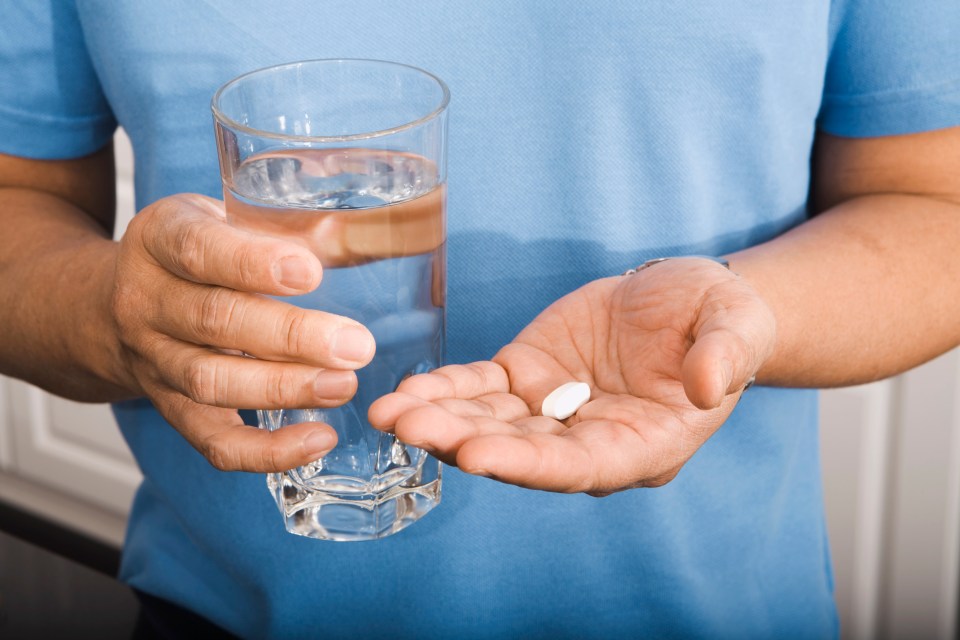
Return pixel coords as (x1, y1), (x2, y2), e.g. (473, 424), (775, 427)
(0, 103), (117, 160)
(817, 81), (960, 138)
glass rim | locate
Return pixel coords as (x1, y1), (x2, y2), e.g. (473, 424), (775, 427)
(211, 58), (450, 143)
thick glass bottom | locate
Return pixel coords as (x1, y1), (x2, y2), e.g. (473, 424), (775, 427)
(266, 460), (442, 541)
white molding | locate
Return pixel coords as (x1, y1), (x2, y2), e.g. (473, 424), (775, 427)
(820, 380), (894, 640)
(8, 379), (140, 516)
(29, 384), (141, 484)
(938, 357), (960, 639)
(850, 380), (894, 640)
(0, 470), (126, 547)
(0, 376), (13, 470)
(879, 349), (960, 640)
(46, 392), (136, 463)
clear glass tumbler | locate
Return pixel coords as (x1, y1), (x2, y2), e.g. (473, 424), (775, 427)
(212, 60), (448, 541)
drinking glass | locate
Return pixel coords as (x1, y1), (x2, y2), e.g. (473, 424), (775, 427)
(212, 59), (448, 541)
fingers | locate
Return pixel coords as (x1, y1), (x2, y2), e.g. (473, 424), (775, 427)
(368, 356), (588, 444)
(152, 282), (375, 369)
(149, 338), (358, 409)
(117, 191), (375, 390)
(369, 389), (531, 434)
(370, 369), (710, 494)
(110, 193), (379, 472)
(375, 400), (561, 466)
(368, 358), (572, 433)
(456, 433), (592, 491)
(133, 193), (322, 296)
(368, 382), (554, 470)
(392, 361), (512, 401)
(378, 394), (700, 494)
(456, 419), (660, 494)
(153, 390), (338, 472)
(368, 390), (432, 430)
(394, 405), (521, 464)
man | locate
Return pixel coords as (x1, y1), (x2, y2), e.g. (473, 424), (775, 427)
(1, 2), (958, 637)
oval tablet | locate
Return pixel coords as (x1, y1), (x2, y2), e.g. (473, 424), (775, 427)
(540, 382), (591, 420)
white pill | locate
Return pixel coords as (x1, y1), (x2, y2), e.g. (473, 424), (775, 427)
(540, 382), (591, 420)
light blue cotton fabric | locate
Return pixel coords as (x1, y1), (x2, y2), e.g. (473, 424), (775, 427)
(2, 2), (958, 638)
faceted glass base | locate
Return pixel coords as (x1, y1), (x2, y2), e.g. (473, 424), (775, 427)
(267, 458), (442, 541)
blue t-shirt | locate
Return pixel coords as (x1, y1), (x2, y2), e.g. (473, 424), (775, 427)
(2, 2), (958, 638)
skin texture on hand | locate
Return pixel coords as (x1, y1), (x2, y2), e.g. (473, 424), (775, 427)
(0, 144), (377, 473)
(369, 258), (777, 496)
(108, 193), (379, 472)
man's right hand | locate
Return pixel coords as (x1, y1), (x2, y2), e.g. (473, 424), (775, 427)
(109, 193), (375, 472)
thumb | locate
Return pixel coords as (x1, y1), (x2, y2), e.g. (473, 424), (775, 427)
(680, 289), (776, 410)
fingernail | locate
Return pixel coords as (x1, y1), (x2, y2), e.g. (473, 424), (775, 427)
(276, 256), (313, 289)
(303, 430), (334, 458)
(331, 326), (374, 363)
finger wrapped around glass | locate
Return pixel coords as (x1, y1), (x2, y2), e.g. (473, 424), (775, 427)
(212, 60), (449, 541)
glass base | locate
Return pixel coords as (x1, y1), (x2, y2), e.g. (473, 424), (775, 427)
(267, 462), (442, 541)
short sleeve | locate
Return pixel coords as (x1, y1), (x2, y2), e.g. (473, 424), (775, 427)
(817, 0), (960, 137)
(0, 1), (117, 159)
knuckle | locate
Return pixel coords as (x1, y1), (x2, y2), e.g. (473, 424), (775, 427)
(644, 470), (679, 489)
(133, 203), (176, 258)
(204, 432), (283, 473)
(184, 356), (221, 405)
(203, 436), (238, 472)
(110, 250), (152, 318)
(260, 444), (285, 473)
(569, 477), (597, 495)
(109, 279), (137, 327)
(123, 204), (153, 241)
(170, 221), (207, 276)
(152, 194), (265, 290)
(282, 309), (309, 356)
(194, 287), (240, 344)
(109, 282), (156, 356)
(263, 367), (301, 408)
(235, 246), (267, 289)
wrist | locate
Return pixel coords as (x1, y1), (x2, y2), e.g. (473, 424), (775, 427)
(64, 238), (140, 400)
(89, 239), (139, 397)
(721, 249), (783, 387)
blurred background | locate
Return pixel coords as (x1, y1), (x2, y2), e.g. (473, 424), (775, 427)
(1, 129), (958, 639)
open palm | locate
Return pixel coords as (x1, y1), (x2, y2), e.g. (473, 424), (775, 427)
(369, 258), (776, 495)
